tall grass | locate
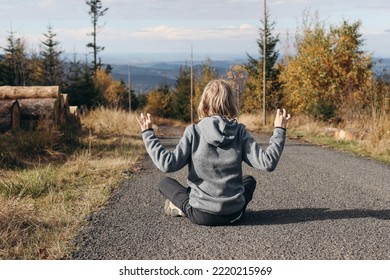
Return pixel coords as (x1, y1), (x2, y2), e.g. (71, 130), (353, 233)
(238, 112), (275, 132)
(239, 108), (390, 163)
(0, 117), (78, 169)
(238, 108), (389, 163)
(0, 166), (59, 198)
(0, 107), (145, 259)
(353, 110), (390, 158)
(0, 196), (41, 259)
(82, 107), (140, 136)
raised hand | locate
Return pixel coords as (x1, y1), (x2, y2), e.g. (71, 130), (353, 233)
(274, 109), (291, 129)
(136, 113), (153, 132)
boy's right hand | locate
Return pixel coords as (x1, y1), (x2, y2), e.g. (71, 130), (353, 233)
(136, 113), (153, 132)
(274, 109), (291, 129)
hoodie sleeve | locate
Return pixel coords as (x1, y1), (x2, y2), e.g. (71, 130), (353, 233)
(142, 125), (193, 173)
(242, 127), (286, 171)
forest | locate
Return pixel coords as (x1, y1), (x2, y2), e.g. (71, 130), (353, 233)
(1, 13), (389, 124)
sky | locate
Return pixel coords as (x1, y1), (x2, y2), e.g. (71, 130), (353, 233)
(1, 0), (390, 63)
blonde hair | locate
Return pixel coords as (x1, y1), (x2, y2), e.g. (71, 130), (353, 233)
(197, 79), (238, 120)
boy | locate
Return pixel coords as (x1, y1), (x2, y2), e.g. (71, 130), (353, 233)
(137, 79), (290, 226)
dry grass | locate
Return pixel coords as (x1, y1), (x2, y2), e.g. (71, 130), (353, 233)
(0, 108), (145, 259)
(238, 112), (276, 132)
(238, 109), (389, 164)
(358, 111), (390, 157)
(0, 119), (71, 169)
(82, 107), (141, 136)
(0, 196), (41, 259)
(152, 116), (187, 127)
(289, 112), (390, 163)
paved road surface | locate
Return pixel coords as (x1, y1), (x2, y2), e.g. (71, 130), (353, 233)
(70, 126), (390, 259)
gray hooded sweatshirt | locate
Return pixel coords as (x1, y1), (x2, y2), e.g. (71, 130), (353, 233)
(142, 115), (286, 215)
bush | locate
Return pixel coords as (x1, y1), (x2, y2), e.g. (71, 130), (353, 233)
(307, 98), (337, 122)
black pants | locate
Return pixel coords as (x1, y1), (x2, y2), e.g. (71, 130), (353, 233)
(158, 176), (256, 226)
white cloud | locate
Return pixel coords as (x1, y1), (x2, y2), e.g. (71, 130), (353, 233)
(132, 24), (256, 41)
(133, 25), (191, 40)
(240, 24), (254, 30)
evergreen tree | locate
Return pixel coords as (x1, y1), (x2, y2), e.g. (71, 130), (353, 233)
(244, 11), (282, 112)
(3, 31), (27, 86)
(67, 55), (97, 107)
(66, 53), (83, 105)
(0, 54), (9, 86)
(26, 49), (43, 86)
(173, 65), (191, 121)
(40, 24), (64, 87)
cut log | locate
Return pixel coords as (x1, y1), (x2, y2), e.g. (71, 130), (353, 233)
(69, 106), (80, 116)
(0, 86), (60, 100)
(18, 98), (58, 121)
(60, 93), (69, 107)
(0, 100), (21, 132)
(64, 106), (80, 128)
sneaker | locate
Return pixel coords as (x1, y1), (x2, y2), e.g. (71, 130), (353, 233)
(164, 199), (185, 217)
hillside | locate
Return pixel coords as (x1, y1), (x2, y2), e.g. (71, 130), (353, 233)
(110, 60), (243, 93)
(110, 57), (390, 94)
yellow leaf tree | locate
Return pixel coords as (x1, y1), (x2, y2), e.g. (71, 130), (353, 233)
(280, 17), (373, 121)
(95, 69), (127, 107)
(145, 81), (172, 118)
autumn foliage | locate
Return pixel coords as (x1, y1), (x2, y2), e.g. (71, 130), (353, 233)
(142, 15), (387, 126)
(280, 19), (374, 121)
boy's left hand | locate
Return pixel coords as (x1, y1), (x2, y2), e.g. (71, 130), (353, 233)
(274, 109), (291, 129)
(136, 113), (153, 132)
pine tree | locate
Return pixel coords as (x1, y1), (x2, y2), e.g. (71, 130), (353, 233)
(173, 65), (191, 121)
(66, 53), (84, 105)
(67, 55), (97, 107)
(244, 11), (282, 112)
(3, 31), (27, 86)
(40, 24), (64, 87)
(0, 54), (7, 85)
(26, 49), (43, 86)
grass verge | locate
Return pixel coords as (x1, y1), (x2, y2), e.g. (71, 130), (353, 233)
(238, 111), (390, 164)
(0, 108), (145, 259)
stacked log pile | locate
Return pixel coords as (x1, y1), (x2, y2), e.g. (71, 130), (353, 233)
(0, 86), (80, 132)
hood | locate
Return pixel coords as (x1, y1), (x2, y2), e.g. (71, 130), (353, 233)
(197, 115), (238, 147)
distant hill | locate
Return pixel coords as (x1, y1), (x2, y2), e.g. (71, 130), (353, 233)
(111, 64), (178, 93)
(110, 57), (390, 94)
(373, 58), (390, 76)
(110, 60), (245, 93)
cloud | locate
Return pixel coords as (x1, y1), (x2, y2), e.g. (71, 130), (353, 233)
(132, 24), (256, 41)
(385, 29), (390, 32)
(133, 25), (191, 40)
(105, 0), (262, 21)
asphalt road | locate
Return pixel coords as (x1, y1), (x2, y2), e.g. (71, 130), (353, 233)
(70, 126), (390, 260)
